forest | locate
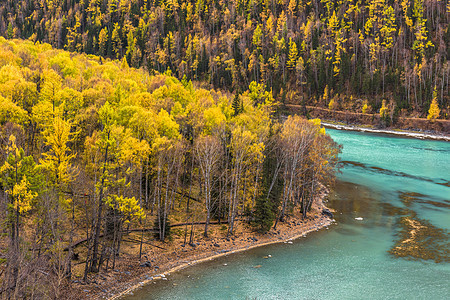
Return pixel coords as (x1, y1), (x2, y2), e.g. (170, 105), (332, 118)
(0, 38), (340, 298)
(1, 0), (449, 118)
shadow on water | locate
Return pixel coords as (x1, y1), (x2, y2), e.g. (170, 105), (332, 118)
(389, 212), (450, 263)
(398, 191), (450, 210)
(329, 181), (450, 264)
(327, 179), (379, 218)
(379, 202), (410, 216)
(326, 179), (388, 235)
(419, 200), (450, 209)
(411, 146), (450, 153)
(399, 191), (428, 207)
(340, 160), (450, 187)
(388, 192), (450, 263)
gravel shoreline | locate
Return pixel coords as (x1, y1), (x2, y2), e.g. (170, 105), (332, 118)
(98, 200), (334, 300)
(322, 122), (450, 141)
(109, 218), (333, 300)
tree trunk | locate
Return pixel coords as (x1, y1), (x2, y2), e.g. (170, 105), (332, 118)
(90, 131), (110, 272)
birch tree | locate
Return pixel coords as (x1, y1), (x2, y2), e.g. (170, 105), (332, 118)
(195, 135), (222, 237)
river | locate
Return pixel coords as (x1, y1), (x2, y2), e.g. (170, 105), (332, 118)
(126, 129), (450, 299)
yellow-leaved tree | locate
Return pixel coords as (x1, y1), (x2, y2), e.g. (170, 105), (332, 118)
(380, 99), (389, 118)
(287, 38), (298, 70)
(0, 135), (39, 229)
(362, 101), (370, 114)
(41, 116), (77, 187)
(328, 98), (337, 110)
(40, 116), (78, 279)
(8, 176), (36, 214)
(427, 87), (440, 122)
(323, 85), (329, 104)
(0, 95), (28, 125)
(106, 195), (145, 226)
(0, 135), (40, 291)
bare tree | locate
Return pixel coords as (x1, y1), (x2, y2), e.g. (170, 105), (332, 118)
(278, 116), (316, 221)
(195, 135), (222, 237)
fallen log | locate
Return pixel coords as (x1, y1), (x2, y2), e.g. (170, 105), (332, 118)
(170, 220), (229, 227)
(121, 238), (166, 250)
(64, 220), (229, 251)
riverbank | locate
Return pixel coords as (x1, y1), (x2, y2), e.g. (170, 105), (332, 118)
(322, 122), (450, 141)
(286, 104), (450, 137)
(68, 191), (334, 300)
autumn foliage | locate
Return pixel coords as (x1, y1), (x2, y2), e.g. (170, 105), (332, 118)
(0, 39), (340, 297)
(0, 0), (447, 116)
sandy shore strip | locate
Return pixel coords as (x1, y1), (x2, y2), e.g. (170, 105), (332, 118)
(322, 122), (450, 141)
(107, 211), (334, 299)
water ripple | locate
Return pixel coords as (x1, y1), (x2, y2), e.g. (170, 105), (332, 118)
(340, 160), (450, 188)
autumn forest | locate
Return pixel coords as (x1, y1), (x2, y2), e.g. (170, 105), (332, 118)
(1, 0), (449, 115)
(0, 38), (340, 298)
(0, 0), (448, 298)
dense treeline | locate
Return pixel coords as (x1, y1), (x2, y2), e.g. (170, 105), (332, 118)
(1, 0), (448, 117)
(0, 39), (339, 297)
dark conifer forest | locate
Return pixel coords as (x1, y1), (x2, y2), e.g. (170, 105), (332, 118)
(1, 0), (449, 115)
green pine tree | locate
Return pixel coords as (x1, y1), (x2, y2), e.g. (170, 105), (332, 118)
(7, 22), (14, 39)
(252, 127), (282, 233)
(253, 195), (275, 233)
(232, 93), (242, 116)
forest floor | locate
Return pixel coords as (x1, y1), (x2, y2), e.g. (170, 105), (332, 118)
(66, 193), (334, 300)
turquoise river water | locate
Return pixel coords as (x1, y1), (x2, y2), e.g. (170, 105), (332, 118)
(127, 129), (450, 300)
